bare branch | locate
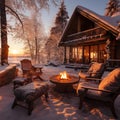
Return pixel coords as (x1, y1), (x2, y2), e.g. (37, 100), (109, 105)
(5, 4), (24, 32)
(52, 0), (62, 6)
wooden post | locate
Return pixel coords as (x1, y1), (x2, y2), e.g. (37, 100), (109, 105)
(64, 46), (67, 64)
(82, 46), (84, 64)
(105, 39), (111, 60)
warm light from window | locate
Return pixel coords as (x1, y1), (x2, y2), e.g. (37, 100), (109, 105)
(91, 52), (97, 58)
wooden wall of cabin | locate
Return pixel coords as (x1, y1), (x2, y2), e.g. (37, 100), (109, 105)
(108, 35), (116, 59)
(109, 41), (115, 59)
(66, 47), (70, 63)
(65, 12), (78, 35)
(106, 38), (120, 68)
(115, 40), (120, 59)
(78, 15), (95, 32)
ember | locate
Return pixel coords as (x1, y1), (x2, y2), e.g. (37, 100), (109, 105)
(60, 71), (68, 79)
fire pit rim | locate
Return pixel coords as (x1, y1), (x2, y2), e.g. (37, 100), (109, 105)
(50, 74), (79, 84)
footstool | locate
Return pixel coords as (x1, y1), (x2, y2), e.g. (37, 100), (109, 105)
(12, 81), (49, 115)
(13, 77), (32, 89)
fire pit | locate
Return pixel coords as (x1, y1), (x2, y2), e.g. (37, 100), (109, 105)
(50, 71), (79, 93)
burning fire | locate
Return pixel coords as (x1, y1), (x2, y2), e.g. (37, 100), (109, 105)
(60, 71), (68, 79)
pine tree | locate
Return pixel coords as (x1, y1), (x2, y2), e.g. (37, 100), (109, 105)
(105, 0), (120, 17)
(51, 1), (69, 35)
(46, 1), (69, 64)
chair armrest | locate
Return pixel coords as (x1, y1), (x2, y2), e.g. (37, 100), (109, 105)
(31, 65), (35, 68)
(88, 71), (102, 75)
(32, 66), (43, 74)
(81, 86), (114, 93)
(32, 66), (43, 70)
(86, 78), (102, 82)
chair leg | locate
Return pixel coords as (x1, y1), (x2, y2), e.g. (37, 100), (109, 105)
(44, 92), (49, 102)
(79, 89), (88, 109)
(11, 98), (17, 109)
(28, 101), (33, 115)
(110, 101), (118, 119)
(13, 82), (16, 90)
(79, 96), (83, 109)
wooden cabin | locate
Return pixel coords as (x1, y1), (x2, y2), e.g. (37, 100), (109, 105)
(59, 6), (120, 67)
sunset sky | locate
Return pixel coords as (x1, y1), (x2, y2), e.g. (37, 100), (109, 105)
(8, 0), (108, 56)
(41, 0), (107, 32)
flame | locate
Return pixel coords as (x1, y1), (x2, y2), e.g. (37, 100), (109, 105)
(60, 71), (68, 79)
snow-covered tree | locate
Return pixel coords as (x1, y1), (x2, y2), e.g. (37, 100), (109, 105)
(45, 1), (69, 64)
(105, 0), (120, 17)
(0, 0), (61, 65)
(51, 1), (69, 35)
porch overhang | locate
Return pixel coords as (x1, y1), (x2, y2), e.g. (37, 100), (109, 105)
(59, 34), (107, 46)
(59, 26), (110, 46)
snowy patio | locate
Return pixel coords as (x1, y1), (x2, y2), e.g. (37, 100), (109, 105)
(0, 65), (119, 120)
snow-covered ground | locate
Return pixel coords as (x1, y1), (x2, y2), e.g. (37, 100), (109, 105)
(0, 64), (119, 120)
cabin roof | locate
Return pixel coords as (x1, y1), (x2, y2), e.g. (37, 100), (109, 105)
(77, 5), (120, 29)
(59, 5), (120, 45)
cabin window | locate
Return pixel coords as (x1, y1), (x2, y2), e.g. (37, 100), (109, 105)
(70, 47), (83, 63)
(90, 45), (98, 62)
(72, 47), (77, 59)
(84, 46), (90, 64)
(69, 44), (106, 64)
(78, 47), (82, 59)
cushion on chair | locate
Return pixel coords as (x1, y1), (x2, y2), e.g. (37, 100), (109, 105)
(98, 68), (120, 96)
(79, 62), (105, 80)
(77, 82), (111, 101)
(79, 62), (104, 78)
(88, 62), (105, 77)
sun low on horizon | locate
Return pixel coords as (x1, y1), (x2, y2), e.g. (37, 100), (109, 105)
(9, 49), (24, 56)
(8, 38), (25, 56)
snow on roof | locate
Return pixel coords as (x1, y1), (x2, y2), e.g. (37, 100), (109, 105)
(59, 5), (120, 45)
(77, 5), (120, 33)
(102, 15), (120, 28)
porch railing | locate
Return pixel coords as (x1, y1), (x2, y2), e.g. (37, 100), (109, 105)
(66, 27), (106, 41)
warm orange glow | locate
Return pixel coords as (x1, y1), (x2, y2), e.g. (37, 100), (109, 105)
(0, 96), (2, 101)
(12, 50), (19, 54)
(60, 71), (68, 79)
(9, 48), (24, 56)
(90, 52), (97, 58)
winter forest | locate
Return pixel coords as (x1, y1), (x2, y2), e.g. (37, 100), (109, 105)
(0, 0), (120, 65)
